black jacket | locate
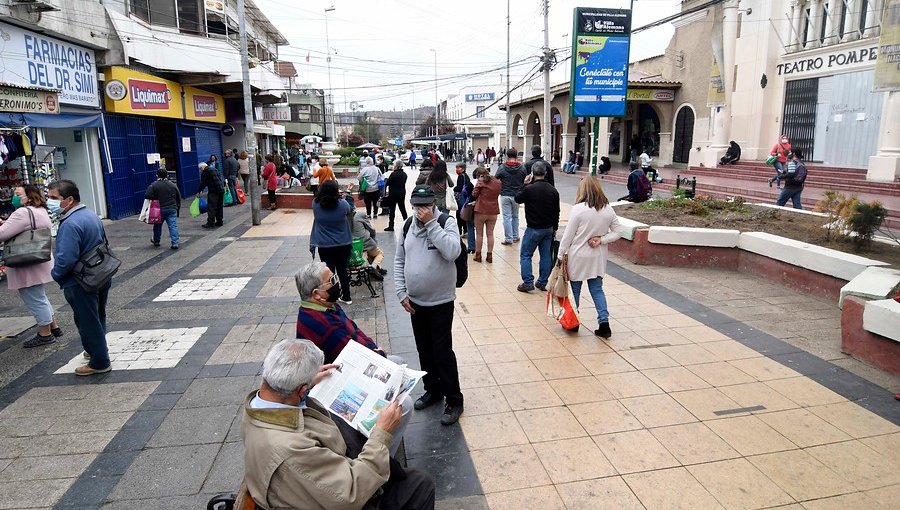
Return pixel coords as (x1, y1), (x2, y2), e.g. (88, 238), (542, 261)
(524, 156), (555, 187)
(198, 165), (224, 194)
(385, 170), (408, 197)
(145, 179), (181, 210)
(223, 156), (240, 180)
(514, 179), (560, 231)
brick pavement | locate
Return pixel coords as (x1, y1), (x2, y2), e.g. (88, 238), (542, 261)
(0, 171), (896, 509)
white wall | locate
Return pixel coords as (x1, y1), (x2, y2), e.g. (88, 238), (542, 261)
(41, 127), (107, 217)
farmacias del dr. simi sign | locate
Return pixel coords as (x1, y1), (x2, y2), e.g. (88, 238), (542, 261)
(0, 21), (99, 108)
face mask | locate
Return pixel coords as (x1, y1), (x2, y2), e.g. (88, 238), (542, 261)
(11, 195), (22, 208)
(46, 199), (64, 215)
(324, 281), (342, 302)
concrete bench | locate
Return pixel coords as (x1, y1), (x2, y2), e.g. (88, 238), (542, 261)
(616, 217), (649, 241)
(648, 226), (740, 247)
(739, 232), (889, 282)
(839, 266), (900, 308)
(864, 299), (900, 343)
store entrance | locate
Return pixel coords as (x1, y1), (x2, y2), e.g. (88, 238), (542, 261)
(156, 121), (180, 188)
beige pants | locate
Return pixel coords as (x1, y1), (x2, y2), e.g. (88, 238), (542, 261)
(367, 246), (385, 268)
(474, 213), (498, 253)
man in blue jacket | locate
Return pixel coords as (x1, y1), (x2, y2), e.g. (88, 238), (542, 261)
(48, 180), (112, 375)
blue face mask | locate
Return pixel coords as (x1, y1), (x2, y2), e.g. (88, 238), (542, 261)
(46, 199), (64, 215)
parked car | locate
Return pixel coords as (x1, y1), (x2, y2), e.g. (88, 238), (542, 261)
(401, 149), (443, 165)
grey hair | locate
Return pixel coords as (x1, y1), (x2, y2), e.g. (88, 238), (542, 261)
(364, 156), (374, 166)
(198, 162), (208, 169)
(295, 261), (328, 298)
(262, 339), (324, 395)
(531, 161), (547, 176)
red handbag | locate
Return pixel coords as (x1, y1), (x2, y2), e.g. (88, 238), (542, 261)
(235, 182), (247, 204)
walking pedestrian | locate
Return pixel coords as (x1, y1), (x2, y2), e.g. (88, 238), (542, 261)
(311, 180), (354, 305)
(408, 148), (417, 169)
(470, 166), (501, 263)
(395, 185), (464, 426)
(238, 150), (251, 191)
(197, 162), (224, 228)
(767, 135), (792, 189)
(426, 161), (455, 214)
(384, 160), (408, 231)
(223, 150), (239, 205)
(495, 147), (528, 245)
(475, 148), (485, 166)
(515, 162), (559, 292)
(48, 180), (112, 375)
(145, 168), (181, 249)
(358, 157), (382, 219)
(775, 150), (808, 209)
(524, 144), (555, 187)
(0, 185), (62, 348)
(557, 178), (622, 338)
(454, 162), (475, 252)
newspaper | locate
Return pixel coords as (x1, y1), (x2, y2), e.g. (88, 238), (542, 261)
(308, 341), (426, 437)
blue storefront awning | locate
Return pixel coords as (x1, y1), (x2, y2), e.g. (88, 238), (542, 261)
(0, 112), (103, 129)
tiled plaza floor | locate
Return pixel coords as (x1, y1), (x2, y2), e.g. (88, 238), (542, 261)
(0, 171), (896, 509)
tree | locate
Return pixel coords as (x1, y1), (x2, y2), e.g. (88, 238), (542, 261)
(415, 114), (455, 137)
(351, 113), (382, 144)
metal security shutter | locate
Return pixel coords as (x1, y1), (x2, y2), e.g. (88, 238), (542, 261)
(673, 106), (694, 164)
(103, 114), (158, 220)
(195, 126), (223, 166)
(782, 78), (819, 162)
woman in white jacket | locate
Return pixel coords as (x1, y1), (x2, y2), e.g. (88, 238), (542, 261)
(557, 177), (622, 338)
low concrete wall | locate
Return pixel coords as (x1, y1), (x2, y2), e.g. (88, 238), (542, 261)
(864, 299), (900, 342)
(262, 192), (314, 209)
(737, 250), (848, 302)
(841, 296), (900, 375)
(648, 226), (740, 247)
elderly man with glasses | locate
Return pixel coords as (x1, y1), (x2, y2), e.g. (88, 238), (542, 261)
(242, 339), (435, 510)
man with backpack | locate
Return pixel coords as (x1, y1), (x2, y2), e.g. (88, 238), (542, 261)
(394, 185), (464, 426)
(775, 150), (807, 209)
(620, 162), (652, 203)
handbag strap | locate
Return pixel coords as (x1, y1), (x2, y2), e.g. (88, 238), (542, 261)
(24, 206), (36, 231)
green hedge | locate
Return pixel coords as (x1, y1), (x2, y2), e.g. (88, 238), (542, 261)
(333, 148), (356, 157)
(339, 155), (361, 166)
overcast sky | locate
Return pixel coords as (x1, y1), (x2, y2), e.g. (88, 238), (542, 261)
(255, 0), (681, 113)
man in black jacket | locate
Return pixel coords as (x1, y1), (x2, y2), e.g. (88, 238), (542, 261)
(495, 148), (529, 245)
(524, 144), (555, 187)
(223, 150), (239, 205)
(197, 162), (224, 228)
(514, 162), (560, 292)
(384, 160), (408, 231)
(145, 168), (181, 249)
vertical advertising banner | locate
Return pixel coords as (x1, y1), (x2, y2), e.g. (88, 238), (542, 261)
(874, 0), (900, 91)
(570, 7), (632, 117)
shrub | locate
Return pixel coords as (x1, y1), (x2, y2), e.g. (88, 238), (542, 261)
(333, 148), (355, 157)
(846, 201), (886, 248)
(338, 155), (360, 166)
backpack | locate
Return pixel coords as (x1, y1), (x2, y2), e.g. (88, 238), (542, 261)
(403, 213), (468, 288)
(786, 161), (807, 187)
(632, 170), (652, 202)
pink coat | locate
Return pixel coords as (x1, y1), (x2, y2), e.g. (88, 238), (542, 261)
(0, 206), (54, 290)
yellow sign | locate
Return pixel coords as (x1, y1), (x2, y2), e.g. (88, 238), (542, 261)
(184, 86), (225, 123)
(707, 61), (726, 107)
(0, 85), (59, 114)
(625, 89), (675, 101)
(104, 67), (183, 119)
(874, 0), (900, 91)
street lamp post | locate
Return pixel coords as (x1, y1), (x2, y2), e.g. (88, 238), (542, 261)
(430, 49), (438, 137)
(324, 6), (336, 142)
(237, 0), (260, 225)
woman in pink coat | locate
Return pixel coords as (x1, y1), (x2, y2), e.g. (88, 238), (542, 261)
(0, 185), (62, 347)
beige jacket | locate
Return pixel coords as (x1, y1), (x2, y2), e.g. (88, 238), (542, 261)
(557, 203), (622, 281)
(240, 391), (392, 510)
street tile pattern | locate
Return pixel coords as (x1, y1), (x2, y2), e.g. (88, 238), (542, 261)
(55, 328), (207, 374)
(153, 277), (251, 301)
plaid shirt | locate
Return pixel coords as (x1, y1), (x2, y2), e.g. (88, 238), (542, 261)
(296, 301), (380, 363)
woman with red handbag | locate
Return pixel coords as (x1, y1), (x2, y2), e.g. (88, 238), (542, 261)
(556, 178), (622, 338)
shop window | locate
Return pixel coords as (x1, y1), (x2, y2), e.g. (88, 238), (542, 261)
(177, 0), (203, 34)
(130, 0), (203, 32)
(130, 0), (151, 23)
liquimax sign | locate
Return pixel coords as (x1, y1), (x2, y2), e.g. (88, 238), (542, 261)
(103, 67), (224, 123)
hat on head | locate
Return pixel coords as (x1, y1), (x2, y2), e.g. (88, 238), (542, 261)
(409, 185), (436, 205)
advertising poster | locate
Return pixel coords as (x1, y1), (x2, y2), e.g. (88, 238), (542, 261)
(570, 8), (632, 117)
(874, 0), (900, 91)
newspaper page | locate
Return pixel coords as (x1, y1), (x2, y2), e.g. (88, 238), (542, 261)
(308, 341), (426, 437)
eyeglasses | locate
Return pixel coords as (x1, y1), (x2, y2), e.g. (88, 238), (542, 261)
(321, 273), (339, 288)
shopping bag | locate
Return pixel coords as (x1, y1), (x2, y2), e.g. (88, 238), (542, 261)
(445, 187), (458, 211)
(139, 199), (151, 223)
(224, 186), (234, 206)
(349, 238), (367, 267)
(765, 155), (777, 166)
(199, 197), (208, 214)
(545, 257), (580, 332)
(236, 187), (246, 204)
(190, 197), (201, 218)
(148, 200), (162, 224)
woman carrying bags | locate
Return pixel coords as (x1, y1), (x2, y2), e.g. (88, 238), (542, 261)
(470, 165), (501, 263)
(556, 177), (622, 338)
(0, 185), (62, 348)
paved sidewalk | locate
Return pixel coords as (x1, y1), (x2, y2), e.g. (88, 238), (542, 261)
(0, 170), (896, 509)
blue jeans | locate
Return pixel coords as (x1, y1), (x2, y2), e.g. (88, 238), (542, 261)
(466, 217), (476, 251)
(153, 207), (179, 247)
(500, 195), (520, 242)
(18, 284), (54, 326)
(520, 227), (554, 287)
(63, 281), (110, 370)
(570, 277), (609, 324)
(776, 187), (803, 209)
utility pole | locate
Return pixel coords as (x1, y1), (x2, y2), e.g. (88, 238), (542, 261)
(237, 0), (260, 225)
(542, 0), (552, 160)
(505, 0), (511, 149)
(430, 49), (438, 137)
(324, 6), (336, 142)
